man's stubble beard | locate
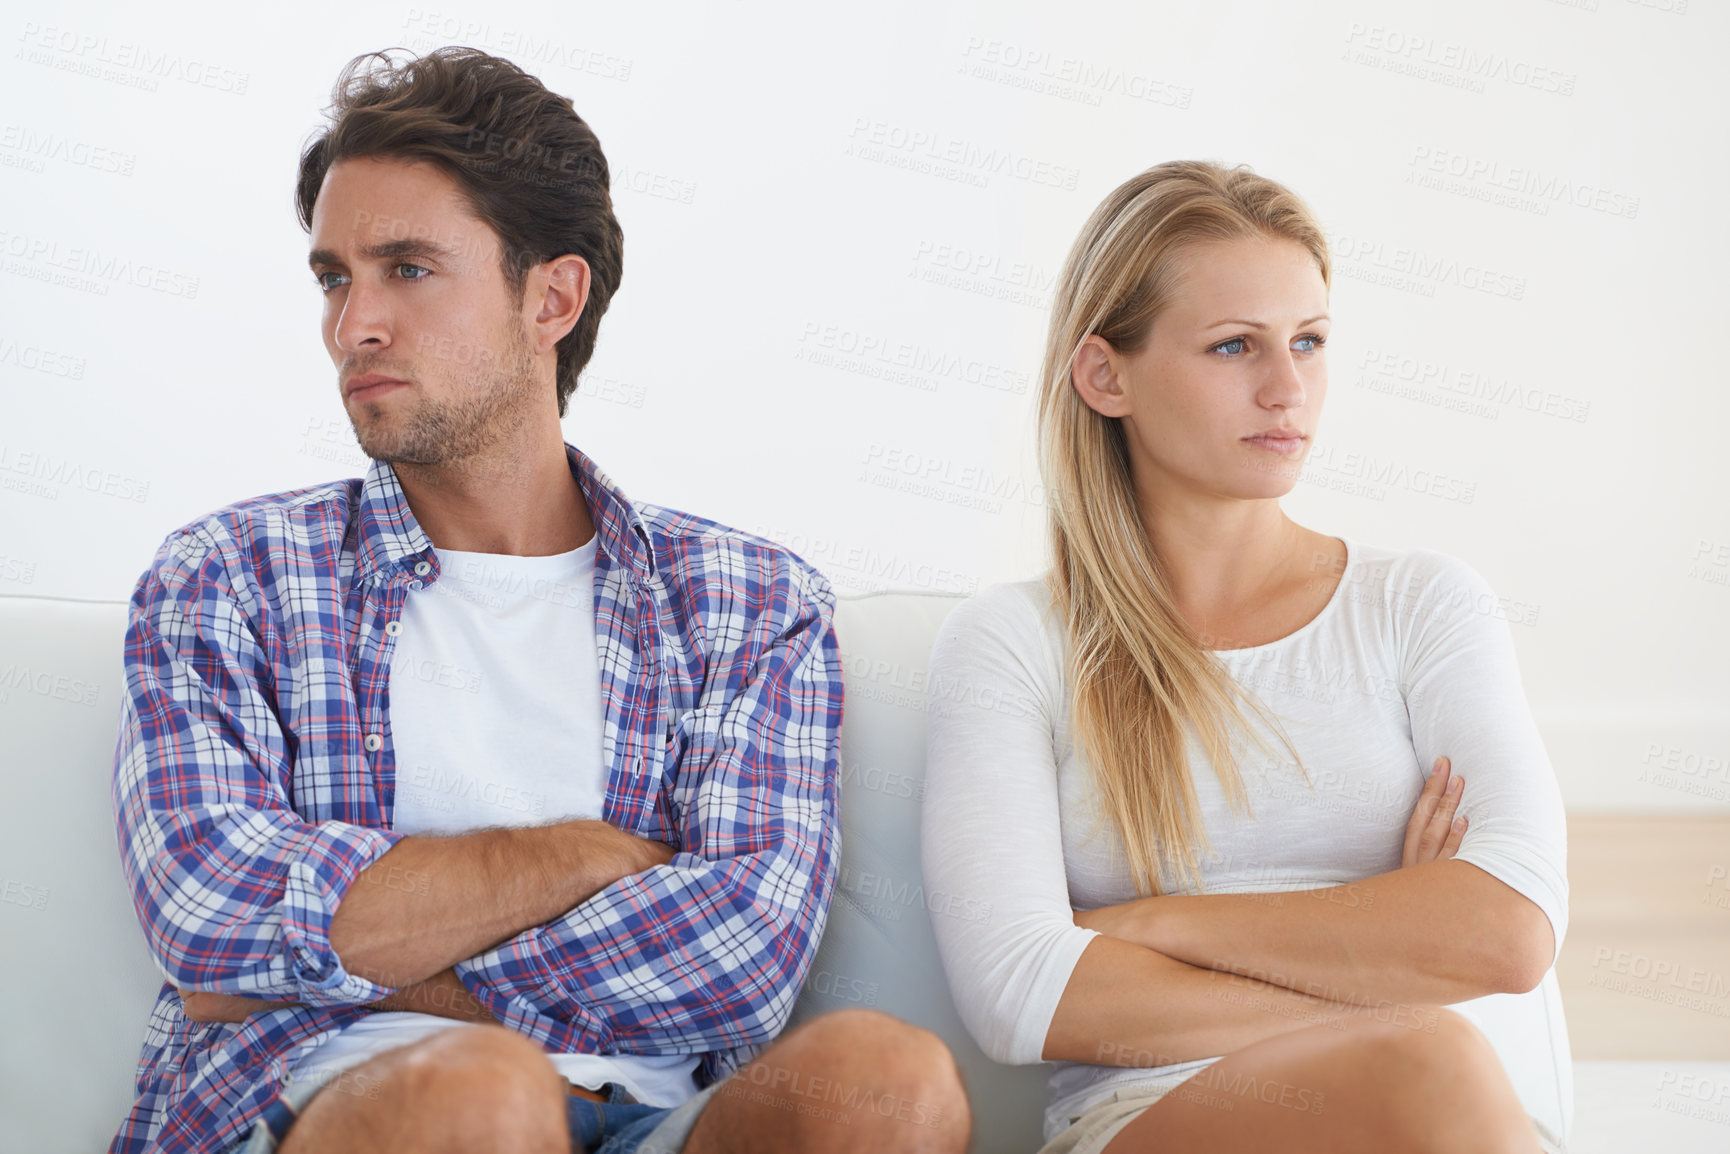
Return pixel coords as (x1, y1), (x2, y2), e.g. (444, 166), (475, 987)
(352, 318), (541, 475)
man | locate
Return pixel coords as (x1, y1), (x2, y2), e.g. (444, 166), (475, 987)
(110, 46), (969, 1154)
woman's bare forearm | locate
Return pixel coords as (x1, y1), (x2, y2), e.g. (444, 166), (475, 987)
(1043, 932), (1440, 1066)
(1074, 859), (1554, 1008)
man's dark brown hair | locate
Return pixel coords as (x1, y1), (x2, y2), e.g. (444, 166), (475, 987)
(295, 45), (623, 417)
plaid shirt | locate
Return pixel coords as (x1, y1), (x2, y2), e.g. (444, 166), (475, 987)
(109, 443), (843, 1154)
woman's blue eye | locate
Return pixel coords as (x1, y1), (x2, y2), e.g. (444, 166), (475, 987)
(1212, 333), (1328, 356)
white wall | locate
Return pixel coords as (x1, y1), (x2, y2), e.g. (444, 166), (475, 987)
(2, 0), (1723, 812)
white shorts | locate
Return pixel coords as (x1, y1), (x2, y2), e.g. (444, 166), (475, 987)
(1035, 1081), (1189, 1154)
(1036, 1081), (1568, 1154)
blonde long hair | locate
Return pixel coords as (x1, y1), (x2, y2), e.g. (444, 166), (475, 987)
(1038, 160), (1332, 897)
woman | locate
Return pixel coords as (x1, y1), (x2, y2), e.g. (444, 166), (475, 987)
(920, 160), (1569, 1154)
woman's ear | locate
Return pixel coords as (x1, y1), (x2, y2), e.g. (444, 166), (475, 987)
(1070, 334), (1133, 418)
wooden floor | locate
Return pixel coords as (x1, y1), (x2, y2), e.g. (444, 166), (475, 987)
(1558, 816), (1730, 1059)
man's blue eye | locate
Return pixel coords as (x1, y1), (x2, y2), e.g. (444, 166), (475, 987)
(313, 266), (427, 291)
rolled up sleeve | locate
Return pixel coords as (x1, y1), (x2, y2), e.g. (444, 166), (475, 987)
(114, 528), (403, 1006)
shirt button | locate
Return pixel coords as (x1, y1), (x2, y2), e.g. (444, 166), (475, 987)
(364, 733), (383, 752)
(385, 621), (403, 636)
(414, 561), (432, 576)
(408, 580), (423, 591)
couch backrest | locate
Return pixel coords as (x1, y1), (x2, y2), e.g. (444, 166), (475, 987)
(0, 591), (1048, 1154)
(0, 596), (160, 1154)
(787, 592), (1050, 1150)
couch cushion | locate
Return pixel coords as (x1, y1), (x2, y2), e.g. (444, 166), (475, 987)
(788, 591), (1050, 1149)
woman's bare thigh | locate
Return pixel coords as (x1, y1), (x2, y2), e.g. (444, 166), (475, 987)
(1103, 1007), (1541, 1154)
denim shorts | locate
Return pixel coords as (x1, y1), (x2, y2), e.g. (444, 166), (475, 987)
(227, 1072), (721, 1154)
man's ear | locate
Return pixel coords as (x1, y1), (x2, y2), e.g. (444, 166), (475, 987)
(1070, 334), (1133, 418)
(526, 254), (591, 355)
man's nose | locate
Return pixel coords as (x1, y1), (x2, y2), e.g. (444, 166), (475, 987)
(333, 278), (392, 351)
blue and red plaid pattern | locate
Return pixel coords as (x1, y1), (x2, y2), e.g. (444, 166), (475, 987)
(108, 443), (843, 1154)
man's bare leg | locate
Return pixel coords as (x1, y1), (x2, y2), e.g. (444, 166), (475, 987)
(1103, 1007), (1543, 1153)
(680, 1008), (970, 1154)
(279, 1025), (569, 1154)
(277, 1009), (971, 1154)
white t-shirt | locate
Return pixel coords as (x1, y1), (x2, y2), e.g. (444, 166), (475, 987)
(291, 537), (701, 1107)
(921, 536), (1571, 1143)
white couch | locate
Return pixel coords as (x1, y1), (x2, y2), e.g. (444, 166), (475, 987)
(0, 590), (1046, 1154)
(4, 590), (1725, 1154)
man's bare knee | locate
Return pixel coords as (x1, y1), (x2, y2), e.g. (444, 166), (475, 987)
(397, 1024), (564, 1089)
(282, 1025), (568, 1154)
(781, 1010), (970, 1150)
